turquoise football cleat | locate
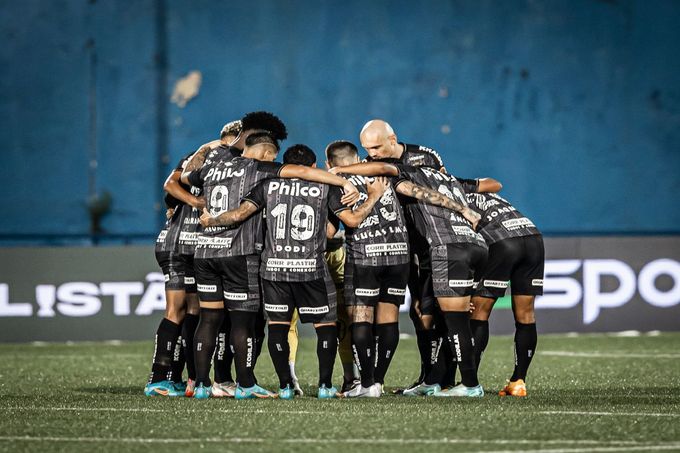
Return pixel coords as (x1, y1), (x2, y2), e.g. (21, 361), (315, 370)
(193, 383), (212, 399)
(278, 384), (295, 400)
(172, 381), (187, 394)
(144, 380), (181, 397)
(318, 384), (339, 399)
(234, 384), (275, 399)
(433, 383), (484, 397)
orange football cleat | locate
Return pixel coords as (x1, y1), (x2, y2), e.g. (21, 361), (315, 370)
(498, 379), (527, 397)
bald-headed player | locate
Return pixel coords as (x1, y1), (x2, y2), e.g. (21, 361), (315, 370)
(359, 119), (448, 392)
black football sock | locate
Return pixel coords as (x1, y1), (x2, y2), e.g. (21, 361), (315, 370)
(254, 309), (267, 365)
(351, 322), (376, 388)
(170, 328), (185, 383)
(182, 313), (199, 380)
(149, 318), (182, 384)
(511, 322), (537, 381)
(424, 331), (446, 385)
(213, 314), (234, 383)
(440, 336), (457, 388)
(470, 319), (489, 372)
(229, 310), (257, 388)
(268, 324), (293, 389)
(415, 329), (431, 382)
(316, 325), (338, 388)
(443, 311), (478, 388)
(193, 307), (224, 387)
(374, 322), (399, 385)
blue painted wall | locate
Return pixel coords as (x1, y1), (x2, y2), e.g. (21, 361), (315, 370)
(1, 0), (679, 240)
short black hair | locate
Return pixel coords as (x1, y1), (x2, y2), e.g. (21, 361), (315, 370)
(240, 111), (288, 141)
(326, 140), (358, 162)
(283, 144), (316, 167)
(245, 131), (279, 151)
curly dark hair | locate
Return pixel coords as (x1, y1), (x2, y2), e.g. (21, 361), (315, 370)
(240, 111), (288, 141)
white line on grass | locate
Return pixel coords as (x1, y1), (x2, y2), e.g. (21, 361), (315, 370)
(484, 444), (680, 453)
(541, 351), (680, 359)
(538, 410), (680, 418)
(0, 436), (661, 446)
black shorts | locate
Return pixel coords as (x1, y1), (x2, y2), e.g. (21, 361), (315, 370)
(194, 255), (261, 312)
(262, 276), (337, 324)
(423, 242), (488, 300)
(474, 235), (545, 299)
(344, 262), (410, 306)
(155, 251), (196, 293)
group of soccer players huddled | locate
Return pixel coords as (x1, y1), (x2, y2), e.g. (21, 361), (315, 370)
(145, 110), (544, 400)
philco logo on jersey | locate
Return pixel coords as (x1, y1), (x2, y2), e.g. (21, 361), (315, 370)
(204, 163), (245, 182)
(268, 181), (321, 198)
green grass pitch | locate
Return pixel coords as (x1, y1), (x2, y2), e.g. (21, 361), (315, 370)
(1, 333), (679, 452)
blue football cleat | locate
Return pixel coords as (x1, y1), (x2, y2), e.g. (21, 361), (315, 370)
(318, 384), (339, 399)
(144, 380), (181, 397)
(172, 381), (187, 393)
(278, 384), (295, 400)
(234, 384), (275, 399)
(433, 383), (484, 397)
(193, 383), (212, 399)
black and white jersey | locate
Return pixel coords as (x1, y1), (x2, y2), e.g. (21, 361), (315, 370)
(394, 165), (486, 249)
(187, 156), (285, 258)
(156, 152), (196, 254)
(244, 179), (346, 282)
(339, 174), (410, 267)
(177, 146), (241, 255)
(458, 179), (541, 245)
(367, 142), (445, 171)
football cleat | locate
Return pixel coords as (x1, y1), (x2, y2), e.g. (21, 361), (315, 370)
(144, 380), (181, 397)
(211, 381), (236, 398)
(185, 379), (196, 397)
(317, 384), (339, 399)
(392, 380), (422, 395)
(433, 383), (484, 397)
(193, 383), (212, 399)
(278, 385), (295, 400)
(234, 384), (276, 399)
(341, 378), (361, 394)
(172, 381), (187, 394)
(402, 382), (440, 397)
(499, 379), (527, 397)
(292, 378), (304, 396)
(343, 383), (381, 398)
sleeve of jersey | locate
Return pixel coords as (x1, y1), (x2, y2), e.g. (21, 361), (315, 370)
(256, 161), (287, 178)
(427, 148), (445, 170)
(175, 153), (192, 172)
(241, 180), (267, 210)
(186, 170), (203, 188)
(392, 164), (415, 190)
(328, 186), (349, 215)
(456, 177), (479, 194)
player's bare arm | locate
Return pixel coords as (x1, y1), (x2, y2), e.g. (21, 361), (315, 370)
(396, 180), (481, 230)
(279, 165), (360, 205)
(478, 178), (502, 193)
(164, 170), (205, 210)
(329, 161), (399, 177)
(199, 200), (258, 228)
(179, 144), (213, 184)
(336, 176), (389, 228)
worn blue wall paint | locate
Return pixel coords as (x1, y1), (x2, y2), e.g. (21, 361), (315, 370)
(1, 0), (679, 238)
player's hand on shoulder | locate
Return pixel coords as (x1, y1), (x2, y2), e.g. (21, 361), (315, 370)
(341, 180), (360, 206)
(367, 176), (389, 197)
(328, 166), (340, 175)
(166, 208), (175, 219)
